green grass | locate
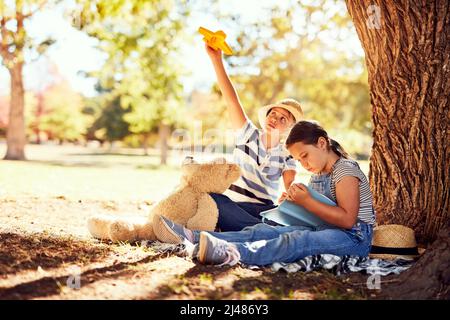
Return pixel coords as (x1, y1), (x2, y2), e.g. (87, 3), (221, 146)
(0, 143), (369, 201)
(0, 144), (181, 202)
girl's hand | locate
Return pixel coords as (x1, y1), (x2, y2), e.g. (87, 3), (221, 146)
(287, 183), (312, 206)
(278, 192), (290, 204)
(205, 44), (222, 61)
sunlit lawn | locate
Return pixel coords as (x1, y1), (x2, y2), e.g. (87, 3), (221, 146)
(0, 143), (182, 202)
(0, 142), (369, 202)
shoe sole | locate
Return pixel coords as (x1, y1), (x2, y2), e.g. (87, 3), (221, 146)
(198, 232), (209, 264)
(153, 215), (183, 244)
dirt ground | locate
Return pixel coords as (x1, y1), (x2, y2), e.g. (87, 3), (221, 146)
(0, 196), (402, 300)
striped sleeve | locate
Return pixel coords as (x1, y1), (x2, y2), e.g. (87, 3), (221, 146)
(235, 120), (259, 145)
(331, 158), (376, 225)
(333, 161), (365, 184)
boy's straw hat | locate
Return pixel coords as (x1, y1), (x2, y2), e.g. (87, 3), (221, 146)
(258, 99), (303, 130)
(369, 224), (425, 260)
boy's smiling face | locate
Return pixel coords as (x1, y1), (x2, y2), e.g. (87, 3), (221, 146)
(265, 107), (295, 134)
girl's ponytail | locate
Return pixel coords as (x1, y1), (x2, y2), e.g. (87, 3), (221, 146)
(329, 138), (350, 159)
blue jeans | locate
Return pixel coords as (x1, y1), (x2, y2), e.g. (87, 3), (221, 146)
(209, 193), (277, 231)
(193, 221), (373, 266)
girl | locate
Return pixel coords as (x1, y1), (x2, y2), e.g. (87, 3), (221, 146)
(154, 121), (375, 266)
(204, 44), (303, 231)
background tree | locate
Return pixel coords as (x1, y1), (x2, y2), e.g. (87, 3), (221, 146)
(32, 61), (62, 144)
(0, 0), (58, 160)
(38, 81), (86, 143)
(87, 94), (131, 146)
(73, 0), (189, 164)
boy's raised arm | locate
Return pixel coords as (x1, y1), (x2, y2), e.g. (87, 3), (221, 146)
(205, 45), (247, 130)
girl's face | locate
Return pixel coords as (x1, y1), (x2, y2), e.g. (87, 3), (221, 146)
(287, 138), (329, 174)
(265, 107), (294, 134)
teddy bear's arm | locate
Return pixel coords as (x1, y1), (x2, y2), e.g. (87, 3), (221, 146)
(186, 194), (219, 231)
(88, 215), (151, 242)
(87, 215), (115, 240)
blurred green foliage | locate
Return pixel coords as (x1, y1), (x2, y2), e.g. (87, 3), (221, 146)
(7, 0), (372, 158)
(226, 0), (371, 139)
(73, 0), (190, 148)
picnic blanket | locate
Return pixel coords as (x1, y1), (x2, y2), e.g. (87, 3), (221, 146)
(271, 254), (415, 275)
(146, 241), (415, 276)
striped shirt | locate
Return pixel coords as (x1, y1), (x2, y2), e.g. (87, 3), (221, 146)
(223, 120), (297, 204)
(328, 158), (376, 225)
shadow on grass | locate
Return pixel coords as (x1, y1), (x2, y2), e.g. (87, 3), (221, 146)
(229, 271), (367, 300)
(0, 234), (174, 299)
(147, 261), (370, 300)
(146, 263), (235, 299)
(0, 252), (166, 300)
(0, 233), (112, 277)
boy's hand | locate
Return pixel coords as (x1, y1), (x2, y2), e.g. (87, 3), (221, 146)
(205, 44), (222, 61)
(287, 183), (312, 206)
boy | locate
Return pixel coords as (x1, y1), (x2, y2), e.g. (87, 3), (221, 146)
(205, 44), (303, 231)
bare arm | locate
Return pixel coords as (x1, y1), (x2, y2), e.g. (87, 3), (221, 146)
(282, 170), (296, 191)
(206, 45), (247, 130)
(288, 177), (360, 229)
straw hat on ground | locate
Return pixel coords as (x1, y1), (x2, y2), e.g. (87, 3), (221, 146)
(369, 224), (425, 260)
(258, 98), (303, 130)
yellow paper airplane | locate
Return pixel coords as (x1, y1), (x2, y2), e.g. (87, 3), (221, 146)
(198, 26), (233, 55)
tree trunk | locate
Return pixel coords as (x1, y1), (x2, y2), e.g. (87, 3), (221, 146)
(158, 123), (170, 165)
(345, 0), (449, 243)
(378, 224), (450, 299)
(142, 133), (149, 156)
(4, 62), (26, 160)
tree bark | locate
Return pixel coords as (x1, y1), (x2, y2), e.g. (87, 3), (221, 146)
(4, 62), (26, 160)
(345, 0), (449, 243)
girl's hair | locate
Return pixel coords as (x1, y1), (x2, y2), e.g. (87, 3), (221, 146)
(285, 120), (350, 159)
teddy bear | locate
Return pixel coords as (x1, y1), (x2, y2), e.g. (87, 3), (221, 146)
(87, 157), (241, 242)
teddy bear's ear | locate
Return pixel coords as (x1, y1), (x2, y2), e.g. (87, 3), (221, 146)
(182, 156), (197, 165)
(181, 163), (197, 176)
(227, 163), (242, 182)
(181, 156), (199, 177)
(211, 157), (227, 164)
